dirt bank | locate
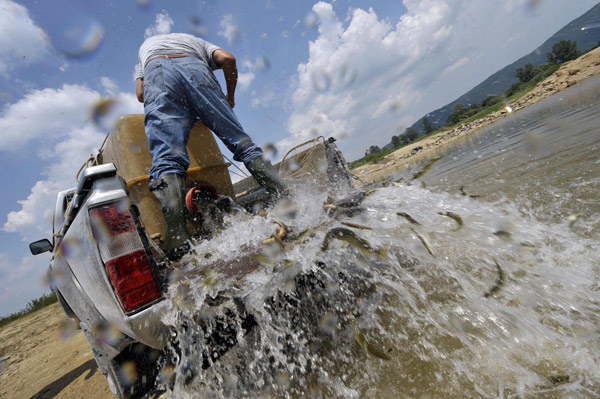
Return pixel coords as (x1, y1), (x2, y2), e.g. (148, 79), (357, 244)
(2, 47), (600, 399)
(0, 303), (113, 399)
(353, 46), (600, 185)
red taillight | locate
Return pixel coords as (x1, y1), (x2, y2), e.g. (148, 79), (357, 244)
(90, 203), (161, 313)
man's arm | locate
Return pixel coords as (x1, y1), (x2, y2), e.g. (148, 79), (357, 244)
(212, 49), (237, 108)
(136, 78), (144, 103)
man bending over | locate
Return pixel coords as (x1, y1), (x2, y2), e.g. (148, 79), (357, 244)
(135, 33), (285, 259)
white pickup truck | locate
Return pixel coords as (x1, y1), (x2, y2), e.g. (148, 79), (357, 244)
(29, 114), (354, 398)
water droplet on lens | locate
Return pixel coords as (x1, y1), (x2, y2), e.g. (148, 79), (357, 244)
(158, 364), (175, 386)
(287, 158), (300, 172)
(116, 198), (131, 213)
(59, 319), (77, 341)
(263, 143), (278, 161)
(168, 268), (184, 283)
(317, 158), (328, 172)
(339, 64), (357, 86)
(189, 15), (209, 36)
(118, 361), (138, 387)
(0, 357), (9, 374)
(49, 14), (105, 59)
(90, 213), (111, 246)
(130, 143), (141, 154)
(319, 312), (338, 336)
(59, 237), (83, 260)
(96, 321), (122, 346)
(525, 0), (543, 12)
(274, 371), (291, 388)
(91, 97), (129, 131)
(305, 11), (318, 28)
(311, 70), (331, 92)
(256, 56), (271, 72)
(525, 130), (542, 154)
(389, 102), (401, 112)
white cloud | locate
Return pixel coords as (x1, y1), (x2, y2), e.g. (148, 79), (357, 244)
(1, 85), (142, 239)
(250, 89), (276, 109)
(100, 76), (119, 95)
(238, 71), (256, 91)
(442, 57), (469, 76)
(144, 11), (174, 39)
(0, 84), (100, 151)
(0, 253), (50, 316)
(0, 0), (51, 73)
(284, 0), (598, 160)
(218, 14), (241, 45)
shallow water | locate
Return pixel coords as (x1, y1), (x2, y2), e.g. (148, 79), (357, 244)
(160, 78), (600, 398)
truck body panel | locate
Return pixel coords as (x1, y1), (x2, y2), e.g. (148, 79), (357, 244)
(32, 115), (355, 398)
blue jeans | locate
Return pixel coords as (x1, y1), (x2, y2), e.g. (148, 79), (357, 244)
(143, 56), (263, 181)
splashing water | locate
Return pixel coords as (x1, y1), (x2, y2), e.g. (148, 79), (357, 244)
(155, 180), (599, 398)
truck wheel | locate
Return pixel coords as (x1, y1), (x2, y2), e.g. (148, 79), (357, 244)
(105, 343), (161, 399)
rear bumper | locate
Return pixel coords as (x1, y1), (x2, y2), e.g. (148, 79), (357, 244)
(125, 299), (171, 349)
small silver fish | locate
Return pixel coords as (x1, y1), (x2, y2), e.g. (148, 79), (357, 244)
(459, 185), (481, 198)
(548, 375), (570, 385)
(321, 227), (374, 253)
(351, 319), (391, 361)
(566, 214), (579, 228)
(438, 211), (463, 231)
(341, 221), (373, 230)
(334, 191), (366, 208)
(484, 258), (505, 298)
(411, 228), (435, 257)
(397, 212), (421, 225)
(411, 156), (443, 180)
(493, 230), (512, 239)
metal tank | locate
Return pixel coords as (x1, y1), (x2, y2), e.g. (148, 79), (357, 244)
(100, 114), (234, 242)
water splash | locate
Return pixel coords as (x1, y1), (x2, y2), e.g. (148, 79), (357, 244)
(156, 181), (600, 398)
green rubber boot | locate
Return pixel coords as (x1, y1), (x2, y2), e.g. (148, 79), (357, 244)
(149, 173), (191, 260)
(245, 156), (287, 196)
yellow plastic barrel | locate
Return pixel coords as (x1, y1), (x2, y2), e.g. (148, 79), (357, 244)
(100, 114), (233, 241)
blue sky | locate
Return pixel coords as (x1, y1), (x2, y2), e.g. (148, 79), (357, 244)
(0, 0), (598, 316)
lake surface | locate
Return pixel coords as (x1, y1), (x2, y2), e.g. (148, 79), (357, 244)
(164, 77), (600, 398)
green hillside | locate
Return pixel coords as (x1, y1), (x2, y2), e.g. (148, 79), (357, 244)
(410, 3), (600, 133)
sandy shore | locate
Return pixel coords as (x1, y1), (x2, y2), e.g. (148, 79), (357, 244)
(352, 46), (600, 185)
(2, 46), (600, 399)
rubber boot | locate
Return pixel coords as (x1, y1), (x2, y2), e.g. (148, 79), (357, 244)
(149, 173), (191, 260)
(245, 156), (287, 196)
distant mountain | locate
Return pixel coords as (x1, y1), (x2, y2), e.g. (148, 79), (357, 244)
(408, 3), (600, 134)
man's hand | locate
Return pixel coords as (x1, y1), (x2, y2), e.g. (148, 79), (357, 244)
(136, 78), (144, 103)
(213, 49), (237, 109)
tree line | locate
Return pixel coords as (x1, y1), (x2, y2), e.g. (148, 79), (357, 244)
(361, 40), (582, 159)
(0, 292), (58, 328)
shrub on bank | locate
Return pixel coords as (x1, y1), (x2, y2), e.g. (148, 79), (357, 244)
(0, 292), (58, 329)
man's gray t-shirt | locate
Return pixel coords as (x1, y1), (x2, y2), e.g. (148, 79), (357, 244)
(134, 33), (221, 79)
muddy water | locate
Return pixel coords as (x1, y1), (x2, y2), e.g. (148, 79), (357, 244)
(413, 75), (600, 239)
(162, 78), (600, 399)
